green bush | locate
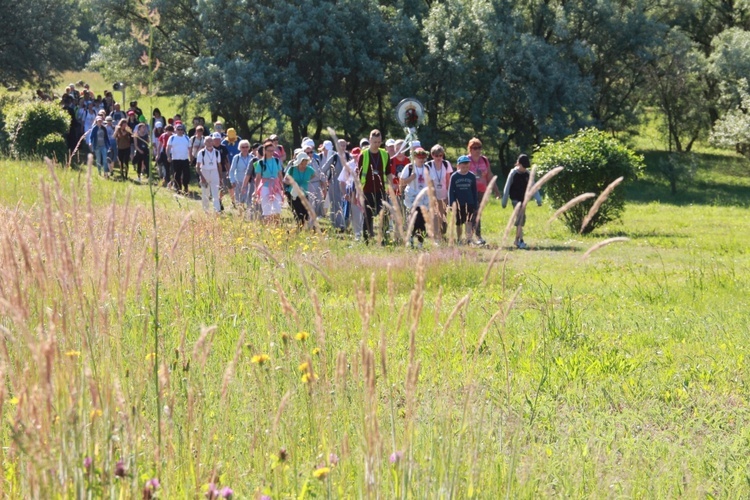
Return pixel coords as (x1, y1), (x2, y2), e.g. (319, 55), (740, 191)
(37, 133), (69, 163)
(534, 128), (644, 234)
(4, 100), (69, 158)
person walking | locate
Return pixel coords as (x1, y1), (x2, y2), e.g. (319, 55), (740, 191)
(253, 140), (285, 223)
(357, 130), (389, 244)
(426, 144), (453, 238)
(88, 116), (111, 176)
(467, 137), (501, 245)
(196, 137), (222, 213)
(449, 156), (479, 244)
(501, 153), (542, 249)
(229, 140), (254, 205)
(113, 119), (132, 180)
(167, 123), (191, 193)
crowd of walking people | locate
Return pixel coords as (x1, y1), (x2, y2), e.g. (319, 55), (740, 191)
(58, 84), (541, 248)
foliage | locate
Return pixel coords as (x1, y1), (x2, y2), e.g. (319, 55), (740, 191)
(0, 0), (84, 86)
(710, 85), (750, 158)
(36, 133), (69, 163)
(534, 128), (644, 233)
(655, 152), (698, 194)
(644, 28), (709, 153)
(4, 101), (69, 158)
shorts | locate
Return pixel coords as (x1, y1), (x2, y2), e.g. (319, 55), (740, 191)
(512, 200), (526, 227)
(455, 204), (476, 225)
(260, 186), (282, 216)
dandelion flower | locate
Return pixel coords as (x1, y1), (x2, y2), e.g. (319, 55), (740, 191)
(251, 354), (270, 365)
(313, 466), (330, 480)
(312, 348), (320, 356)
(298, 362), (309, 372)
(295, 331), (309, 341)
(301, 373), (317, 384)
(65, 350), (81, 357)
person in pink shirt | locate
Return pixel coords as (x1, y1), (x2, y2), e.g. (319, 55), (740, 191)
(467, 137), (501, 245)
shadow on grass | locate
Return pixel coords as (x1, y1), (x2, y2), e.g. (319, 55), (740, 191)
(626, 150), (750, 207)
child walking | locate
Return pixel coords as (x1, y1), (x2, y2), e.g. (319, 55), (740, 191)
(448, 155), (478, 244)
(501, 154), (542, 249)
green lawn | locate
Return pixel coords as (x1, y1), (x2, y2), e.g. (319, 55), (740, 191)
(1, 152), (749, 497)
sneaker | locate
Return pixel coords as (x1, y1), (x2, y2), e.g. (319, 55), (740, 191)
(517, 240), (528, 249)
(475, 238), (487, 246)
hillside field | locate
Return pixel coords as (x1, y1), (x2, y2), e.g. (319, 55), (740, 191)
(0, 150), (749, 498)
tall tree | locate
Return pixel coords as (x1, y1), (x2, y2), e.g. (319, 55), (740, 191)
(0, 0), (84, 86)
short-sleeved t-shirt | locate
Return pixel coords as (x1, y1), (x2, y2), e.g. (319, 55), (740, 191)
(390, 155), (410, 191)
(254, 157), (283, 185)
(469, 155), (491, 193)
(286, 165), (315, 193)
(167, 134), (191, 160)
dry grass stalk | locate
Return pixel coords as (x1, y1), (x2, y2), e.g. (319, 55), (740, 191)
(581, 237), (630, 260)
(523, 166), (563, 207)
(434, 285), (443, 325)
(274, 280), (300, 327)
(546, 193), (595, 226)
(168, 212), (193, 260)
(192, 325), (218, 370)
(273, 390), (292, 436)
(474, 175), (498, 228)
(328, 127), (365, 209)
(221, 331), (246, 402)
(250, 243), (281, 267)
(474, 286), (521, 357)
(482, 247), (505, 286)
(441, 293), (471, 338)
(302, 258), (331, 284)
(284, 174), (320, 231)
(580, 176), (624, 233)
(386, 184), (405, 243)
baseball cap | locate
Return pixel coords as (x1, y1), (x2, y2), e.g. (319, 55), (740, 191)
(154, 121), (163, 128)
(457, 155), (470, 164)
(105, 116), (113, 123)
(323, 140), (333, 151)
(359, 138), (370, 147)
(269, 134), (279, 141)
(211, 132), (223, 139)
(127, 110), (135, 116)
(385, 139), (395, 147)
(175, 123), (185, 131)
(302, 138), (315, 150)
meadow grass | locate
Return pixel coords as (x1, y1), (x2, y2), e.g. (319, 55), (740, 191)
(0, 154), (749, 498)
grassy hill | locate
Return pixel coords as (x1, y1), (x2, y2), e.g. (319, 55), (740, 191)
(0, 142), (749, 497)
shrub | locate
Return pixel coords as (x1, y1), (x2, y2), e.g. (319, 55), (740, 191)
(4, 100), (69, 158)
(37, 133), (69, 163)
(534, 128), (644, 234)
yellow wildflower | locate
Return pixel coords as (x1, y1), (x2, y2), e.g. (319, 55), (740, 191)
(251, 354), (270, 365)
(145, 352), (156, 361)
(298, 362), (309, 372)
(301, 373), (318, 384)
(312, 348), (320, 356)
(90, 409), (103, 421)
(296, 331), (309, 341)
(65, 350), (81, 357)
(313, 467), (330, 480)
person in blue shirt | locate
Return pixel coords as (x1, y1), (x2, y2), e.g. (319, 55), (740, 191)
(88, 116), (111, 176)
(253, 140), (285, 222)
(449, 155), (478, 244)
(284, 151), (318, 227)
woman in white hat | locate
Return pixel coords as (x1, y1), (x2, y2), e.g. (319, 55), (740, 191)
(284, 151), (318, 227)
